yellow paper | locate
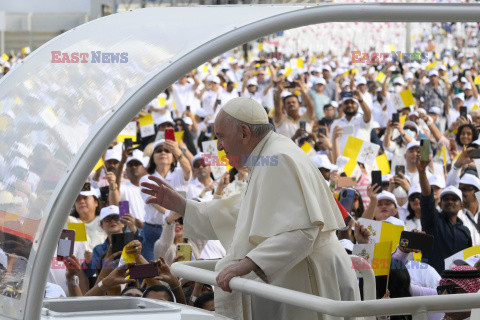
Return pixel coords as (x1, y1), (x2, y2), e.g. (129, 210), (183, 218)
(400, 114), (407, 126)
(399, 90), (415, 107)
(376, 72), (386, 83)
(473, 104), (479, 111)
(255, 63), (260, 68)
(139, 114), (154, 127)
(122, 246), (136, 264)
(372, 241), (393, 276)
(388, 45), (395, 52)
(375, 153), (391, 175)
(93, 158), (104, 172)
(300, 142), (313, 154)
(379, 222), (404, 249)
(297, 58), (304, 69)
(343, 70), (350, 78)
(67, 222), (87, 242)
(284, 67), (293, 77)
(452, 65), (459, 70)
(158, 96), (166, 107)
(258, 43), (263, 51)
(463, 245), (480, 259)
(413, 252), (422, 262)
(474, 77), (480, 85)
(174, 131), (184, 142)
(1, 53), (9, 61)
(351, 69), (357, 75)
(441, 146), (447, 166)
(218, 148), (233, 171)
(202, 65), (209, 73)
(342, 136), (363, 160)
(343, 158), (358, 177)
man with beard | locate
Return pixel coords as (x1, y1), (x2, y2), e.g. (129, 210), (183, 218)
(329, 90), (372, 154)
(418, 157), (472, 273)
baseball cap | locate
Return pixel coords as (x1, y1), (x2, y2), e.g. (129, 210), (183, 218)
(80, 187), (100, 198)
(405, 141), (420, 152)
(459, 173), (480, 191)
(339, 239), (354, 253)
(393, 77), (405, 86)
(428, 175), (446, 189)
(311, 154), (338, 171)
(322, 65), (332, 72)
(428, 106), (442, 115)
(155, 112), (174, 126)
(382, 173), (393, 183)
(100, 205), (120, 221)
(247, 78), (258, 87)
(464, 82), (473, 90)
(126, 149), (145, 166)
(183, 117), (193, 126)
(105, 149), (122, 162)
(192, 152), (205, 166)
(314, 78), (327, 86)
(408, 184), (421, 197)
(207, 75), (221, 84)
(428, 70), (439, 77)
(377, 191), (398, 207)
(404, 120), (419, 133)
(440, 185), (462, 202)
(355, 77), (367, 86)
(405, 72), (414, 80)
(454, 93), (465, 102)
(195, 108), (210, 119)
(152, 139), (166, 152)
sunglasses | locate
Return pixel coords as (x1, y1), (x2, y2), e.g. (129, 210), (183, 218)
(436, 284), (463, 295)
(459, 185), (475, 192)
(102, 215), (120, 223)
(409, 194), (421, 201)
(154, 148), (171, 154)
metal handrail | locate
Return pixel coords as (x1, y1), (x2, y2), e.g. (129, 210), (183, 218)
(170, 258), (480, 320)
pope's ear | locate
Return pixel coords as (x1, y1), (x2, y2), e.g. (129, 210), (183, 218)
(240, 123), (252, 141)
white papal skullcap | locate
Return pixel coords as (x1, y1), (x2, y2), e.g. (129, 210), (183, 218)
(221, 97), (269, 125)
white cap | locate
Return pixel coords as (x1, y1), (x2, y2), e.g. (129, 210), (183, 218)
(428, 70), (439, 77)
(221, 97), (269, 125)
(461, 77), (468, 83)
(458, 52), (465, 58)
(454, 254), (480, 267)
(100, 205), (120, 221)
(377, 191), (398, 207)
(80, 187), (100, 198)
(195, 108), (210, 118)
(105, 149), (122, 162)
(126, 149), (145, 166)
(428, 175), (446, 189)
(339, 239), (354, 252)
(388, 66), (397, 72)
(247, 78), (258, 87)
(393, 77), (405, 86)
(207, 75), (221, 84)
(439, 65), (447, 71)
(355, 77), (367, 86)
(342, 80), (350, 88)
(459, 174), (480, 191)
(405, 141), (420, 152)
(383, 216), (405, 226)
(454, 93), (465, 102)
(428, 106), (442, 115)
(408, 184), (422, 197)
(155, 112), (174, 126)
(405, 72), (414, 80)
(183, 117), (193, 126)
(404, 120), (419, 133)
(440, 185), (462, 202)
(382, 173), (393, 183)
(464, 82), (473, 90)
(311, 154), (338, 171)
(192, 152), (205, 166)
(322, 65), (332, 72)
(331, 101), (339, 108)
(314, 78), (327, 86)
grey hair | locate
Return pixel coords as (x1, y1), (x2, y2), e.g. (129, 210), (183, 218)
(224, 112), (274, 138)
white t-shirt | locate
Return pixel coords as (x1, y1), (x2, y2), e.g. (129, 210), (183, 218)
(186, 178), (215, 201)
(120, 181), (147, 222)
(68, 216), (106, 252)
(172, 82), (197, 115)
(201, 89), (223, 116)
(140, 168), (190, 225)
(330, 113), (373, 154)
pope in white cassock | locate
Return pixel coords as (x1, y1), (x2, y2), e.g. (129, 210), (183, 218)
(141, 97), (360, 320)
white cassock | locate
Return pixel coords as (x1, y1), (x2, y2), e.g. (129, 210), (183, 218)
(184, 131), (360, 320)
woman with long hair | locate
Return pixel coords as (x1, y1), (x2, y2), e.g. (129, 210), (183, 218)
(455, 123), (478, 149)
(174, 117), (197, 156)
(140, 139), (192, 262)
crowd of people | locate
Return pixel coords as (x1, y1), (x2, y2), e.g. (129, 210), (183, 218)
(2, 20), (480, 320)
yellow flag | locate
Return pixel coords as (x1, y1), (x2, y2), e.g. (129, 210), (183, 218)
(202, 65), (209, 73)
(473, 104), (479, 111)
(218, 148), (233, 171)
(174, 131), (184, 142)
(93, 158), (104, 172)
(258, 43), (263, 51)
(284, 67), (293, 77)
(297, 58), (304, 69)
(67, 222), (87, 242)
(452, 65), (458, 70)
(376, 153), (391, 175)
(158, 96), (166, 107)
(388, 45), (395, 52)
(343, 70), (350, 78)
(172, 99), (177, 109)
(342, 136), (363, 160)
(300, 142), (313, 154)
(139, 114), (154, 127)
(343, 158), (358, 177)
(475, 77), (480, 85)
(372, 241), (393, 276)
(399, 90), (415, 107)
(413, 252), (422, 262)
(379, 222), (404, 249)
(376, 72), (386, 83)
(1, 53), (9, 61)
(400, 114), (407, 126)
(441, 146), (447, 166)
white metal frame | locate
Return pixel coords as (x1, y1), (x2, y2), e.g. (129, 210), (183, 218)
(9, 3), (480, 319)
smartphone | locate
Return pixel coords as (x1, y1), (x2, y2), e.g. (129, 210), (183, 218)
(340, 91), (354, 100)
(176, 243), (192, 262)
(207, 126), (212, 134)
(392, 113), (400, 124)
(119, 201), (129, 218)
(99, 186), (109, 203)
(395, 165), (406, 176)
(129, 263), (159, 279)
(339, 188), (356, 213)
(256, 60), (266, 64)
(420, 138), (430, 162)
(469, 149), (480, 159)
(165, 128), (175, 141)
(186, 106), (191, 112)
(124, 138), (133, 151)
(371, 170), (382, 193)
(215, 99), (222, 107)
(318, 127), (327, 137)
(299, 120), (306, 131)
(111, 232), (135, 254)
(399, 231), (434, 252)
(460, 106), (468, 119)
(57, 229), (75, 259)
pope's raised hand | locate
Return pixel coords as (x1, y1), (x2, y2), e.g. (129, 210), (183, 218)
(140, 175), (187, 216)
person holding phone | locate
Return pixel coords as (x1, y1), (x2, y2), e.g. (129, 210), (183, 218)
(363, 188), (400, 222)
(455, 123), (478, 150)
(404, 186), (423, 231)
(139, 139), (191, 262)
(307, 77), (331, 119)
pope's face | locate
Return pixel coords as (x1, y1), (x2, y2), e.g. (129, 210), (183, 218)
(215, 111), (245, 168)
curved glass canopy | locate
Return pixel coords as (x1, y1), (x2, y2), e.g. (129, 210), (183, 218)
(0, 3), (479, 319)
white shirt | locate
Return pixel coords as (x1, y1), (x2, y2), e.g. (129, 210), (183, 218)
(220, 89), (239, 105)
(172, 82), (197, 115)
(186, 178), (215, 201)
(140, 168), (190, 225)
(120, 181), (147, 222)
(68, 216), (106, 252)
(241, 90), (263, 105)
(330, 113), (373, 154)
(465, 95), (479, 111)
(458, 209), (480, 246)
(201, 89), (223, 116)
